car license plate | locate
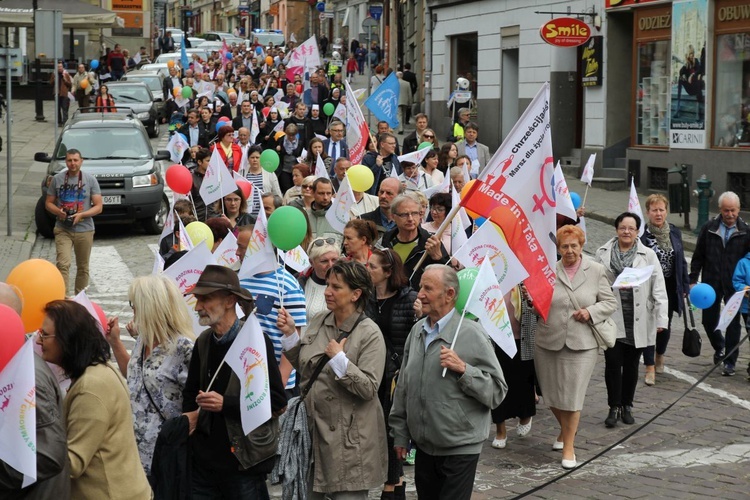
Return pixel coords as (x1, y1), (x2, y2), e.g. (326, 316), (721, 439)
(102, 195), (121, 205)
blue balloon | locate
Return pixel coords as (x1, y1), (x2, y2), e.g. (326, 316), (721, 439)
(690, 283), (716, 309)
(225, 52), (232, 60)
(255, 46), (263, 54)
(215, 121), (224, 133)
(475, 217), (487, 227)
(570, 192), (582, 209)
(90, 59), (99, 70)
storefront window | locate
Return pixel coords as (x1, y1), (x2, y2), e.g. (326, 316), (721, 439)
(635, 41), (671, 146)
(714, 33), (750, 147)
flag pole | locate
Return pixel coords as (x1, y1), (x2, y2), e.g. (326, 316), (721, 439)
(409, 203), (462, 282)
(581, 184), (590, 209)
(187, 192), (199, 220)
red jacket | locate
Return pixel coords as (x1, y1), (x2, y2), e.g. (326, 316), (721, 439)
(211, 142), (244, 172)
(346, 59), (358, 73)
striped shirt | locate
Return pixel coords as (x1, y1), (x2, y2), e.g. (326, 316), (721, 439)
(240, 268), (307, 389)
(245, 172), (264, 218)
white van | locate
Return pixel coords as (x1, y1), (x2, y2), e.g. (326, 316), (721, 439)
(250, 29), (285, 49)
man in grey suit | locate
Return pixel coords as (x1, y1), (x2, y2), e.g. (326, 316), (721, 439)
(456, 122), (491, 178)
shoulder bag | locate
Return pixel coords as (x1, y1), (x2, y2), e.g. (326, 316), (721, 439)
(562, 284), (617, 349)
(681, 296), (702, 357)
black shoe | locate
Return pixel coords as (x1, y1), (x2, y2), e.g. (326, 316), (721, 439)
(723, 364), (736, 376)
(605, 407), (620, 428)
(394, 482), (406, 500)
(714, 350), (725, 366)
(621, 406), (635, 425)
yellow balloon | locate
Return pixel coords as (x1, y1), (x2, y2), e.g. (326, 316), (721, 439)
(173, 87), (181, 97)
(274, 131), (286, 140)
(346, 164), (375, 192)
(167, 60), (175, 68)
(80, 79), (89, 90)
(6, 259), (66, 332)
(185, 221), (214, 250)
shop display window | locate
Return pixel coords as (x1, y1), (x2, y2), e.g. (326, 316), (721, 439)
(635, 40), (671, 146)
(714, 32), (750, 147)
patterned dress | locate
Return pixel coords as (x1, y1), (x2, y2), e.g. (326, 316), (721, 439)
(127, 335), (194, 476)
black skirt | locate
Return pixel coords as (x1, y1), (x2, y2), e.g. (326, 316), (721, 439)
(492, 339), (537, 423)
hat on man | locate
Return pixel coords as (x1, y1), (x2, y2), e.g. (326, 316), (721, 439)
(186, 265), (255, 303)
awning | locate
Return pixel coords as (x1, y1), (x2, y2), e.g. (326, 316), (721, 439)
(0, 0), (122, 28)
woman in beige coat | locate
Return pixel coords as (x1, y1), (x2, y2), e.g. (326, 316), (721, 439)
(595, 212), (668, 428)
(279, 260), (387, 499)
(535, 225), (617, 470)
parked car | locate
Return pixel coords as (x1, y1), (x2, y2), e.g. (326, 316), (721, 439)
(139, 63), (170, 77)
(203, 32), (235, 42)
(121, 71), (166, 119)
(173, 33), (204, 49)
(105, 81), (160, 137)
(154, 49), (208, 66)
(34, 111), (170, 237)
(250, 29), (285, 50)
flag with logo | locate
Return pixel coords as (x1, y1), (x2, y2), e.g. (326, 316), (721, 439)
(214, 230), (240, 268)
(163, 241), (217, 335)
(223, 314), (272, 434)
(177, 214), (194, 251)
(423, 171), (451, 200)
(716, 289), (746, 333)
(315, 154), (330, 180)
(460, 83), (556, 320)
(452, 183), (471, 230)
(553, 161), (578, 221)
(278, 245), (310, 273)
(453, 218), (529, 294)
(628, 177), (645, 237)
(153, 251), (165, 275)
(166, 131), (190, 163)
(580, 153), (596, 187)
(238, 206), (278, 279)
(288, 35), (321, 71)
(272, 119), (286, 134)
(159, 202), (176, 251)
(450, 206), (469, 254)
(343, 79), (370, 165)
(326, 175), (354, 233)
(463, 258), (517, 358)
(397, 146), (432, 167)
(249, 108), (260, 143)
(364, 72), (400, 129)
(220, 40), (230, 68)
(332, 103), (347, 123)
(200, 147), (239, 206)
(0, 340), (37, 487)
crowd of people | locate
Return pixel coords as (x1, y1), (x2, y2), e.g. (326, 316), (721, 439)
(8, 29), (750, 500)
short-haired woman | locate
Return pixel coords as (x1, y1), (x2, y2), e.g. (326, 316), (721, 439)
(298, 236), (342, 323)
(343, 219), (378, 264)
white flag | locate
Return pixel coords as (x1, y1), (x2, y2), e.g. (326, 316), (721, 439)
(166, 131), (190, 163)
(288, 35), (321, 69)
(628, 177), (645, 237)
(397, 147), (432, 166)
(332, 102), (347, 122)
(343, 79), (370, 165)
(159, 202), (176, 248)
(389, 163), (400, 180)
(250, 108), (260, 144)
(0, 340), (37, 488)
(163, 241), (218, 335)
(274, 89), (284, 103)
(423, 171), (451, 200)
(152, 252), (165, 275)
(580, 153), (596, 186)
(554, 161), (578, 221)
(453, 220), (529, 294)
(326, 175), (354, 233)
(450, 207), (469, 254)
(200, 147), (239, 206)
(578, 216), (588, 241)
(278, 245), (311, 273)
(72, 290), (105, 335)
(275, 101), (291, 119)
(178, 214), (194, 251)
(463, 258), (517, 358)
(290, 33), (297, 43)
(353, 88), (367, 100)
(214, 230), (240, 268)
(452, 183), (471, 230)
(716, 289), (746, 333)
(272, 120), (286, 134)
(238, 206), (278, 279)
(612, 265), (655, 289)
(223, 314), (272, 435)
(315, 153), (330, 180)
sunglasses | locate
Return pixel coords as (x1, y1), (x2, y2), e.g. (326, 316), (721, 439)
(374, 244), (395, 267)
(422, 134), (435, 139)
(312, 237), (337, 247)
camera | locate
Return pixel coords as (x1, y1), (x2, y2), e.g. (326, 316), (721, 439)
(62, 207), (77, 225)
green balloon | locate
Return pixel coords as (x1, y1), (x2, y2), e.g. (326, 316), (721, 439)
(181, 86), (192, 99)
(323, 102), (335, 116)
(267, 206), (308, 251)
(418, 141), (433, 151)
(260, 149), (280, 172)
(456, 267), (479, 315)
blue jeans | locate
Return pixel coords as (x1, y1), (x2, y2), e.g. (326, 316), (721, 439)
(191, 465), (269, 500)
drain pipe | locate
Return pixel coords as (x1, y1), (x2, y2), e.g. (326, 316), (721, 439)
(424, 7), (433, 118)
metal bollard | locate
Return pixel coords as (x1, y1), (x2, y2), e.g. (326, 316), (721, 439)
(692, 175), (714, 235)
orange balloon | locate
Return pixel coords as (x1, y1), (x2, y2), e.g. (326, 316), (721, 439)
(6, 259), (66, 332)
(80, 79), (89, 90)
(265, 56), (274, 66)
(167, 60), (175, 68)
(173, 87), (181, 97)
(460, 179), (481, 219)
(274, 131), (286, 140)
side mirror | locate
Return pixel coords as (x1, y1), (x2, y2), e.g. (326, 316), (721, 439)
(34, 152), (51, 163)
(155, 150), (171, 161)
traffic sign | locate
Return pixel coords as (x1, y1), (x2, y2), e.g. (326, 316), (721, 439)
(362, 17), (378, 28)
(319, 12), (334, 19)
(369, 5), (383, 21)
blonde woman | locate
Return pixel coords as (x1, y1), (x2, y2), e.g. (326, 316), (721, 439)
(107, 275), (196, 481)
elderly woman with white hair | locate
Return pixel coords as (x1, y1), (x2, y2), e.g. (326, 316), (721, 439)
(297, 236), (342, 323)
(106, 275), (196, 481)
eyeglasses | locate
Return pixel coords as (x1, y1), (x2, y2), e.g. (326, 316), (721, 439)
(617, 226), (638, 233)
(393, 211), (421, 219)
(312, 237), (337, 247)
(430, 206), (446, 213)
(36, 328), (56, 341)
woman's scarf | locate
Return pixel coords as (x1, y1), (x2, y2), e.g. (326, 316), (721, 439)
(610, 241), (638, 276)
(647, 222), (672, 251)
(283, 135), (298, 155)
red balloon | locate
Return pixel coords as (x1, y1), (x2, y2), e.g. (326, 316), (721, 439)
(262, 106), (271, 119)
(218, 116), (231, 123)
(165, 164), (193, 195)
(91, 301), (108, 335)
(0, 304), (26, 372)
(236, 179), (252, 200)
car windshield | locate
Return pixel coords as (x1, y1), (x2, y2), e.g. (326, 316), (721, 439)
(254, 34), (285, 47)
(54, 128), (151, 160)
(107, 85), (151, 103)
(126, 76), (161, 93)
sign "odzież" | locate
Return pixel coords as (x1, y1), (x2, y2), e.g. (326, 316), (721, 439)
(539, 17), (591, 47)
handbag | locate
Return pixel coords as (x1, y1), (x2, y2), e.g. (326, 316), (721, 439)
(681, 296), (702, 357)
(563, 284), (617, 349)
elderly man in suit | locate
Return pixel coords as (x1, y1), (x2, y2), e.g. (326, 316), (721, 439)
(456, 122), (491, 178)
